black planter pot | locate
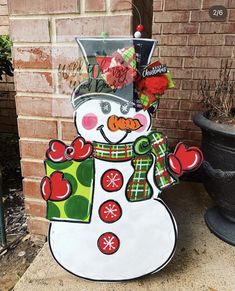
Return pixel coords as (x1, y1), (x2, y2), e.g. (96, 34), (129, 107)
(194, 112), (235, 246)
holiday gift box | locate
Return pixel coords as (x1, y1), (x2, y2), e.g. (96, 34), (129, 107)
(43, 158), (94, 222)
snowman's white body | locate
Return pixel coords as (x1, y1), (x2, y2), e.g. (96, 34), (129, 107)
(48, 97), (177, 281)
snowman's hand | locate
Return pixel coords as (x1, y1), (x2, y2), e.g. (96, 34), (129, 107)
(41, 172), (72, 201)
(167, 142), (203, 177)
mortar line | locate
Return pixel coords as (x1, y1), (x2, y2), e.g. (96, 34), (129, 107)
(14, 43), (78, 47)
(16, 92), (72, 98)
(23, 177), (42, 182)
(50, 17), (57, 44)
(57, 119), (62, 140)
(25, 198), (46, 204)
(18, 116), (74, 122)
(80, 0), (85, 15)
(106, 0), (111, 13)
(27, 216), (48, 222)
(22, 158), (43, 163)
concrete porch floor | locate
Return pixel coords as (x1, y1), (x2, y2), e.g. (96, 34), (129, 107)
(14, 182), (235, 291)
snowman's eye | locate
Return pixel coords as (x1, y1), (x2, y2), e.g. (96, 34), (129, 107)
(100, 101), (111, 114)
(120, 103), (130, 115)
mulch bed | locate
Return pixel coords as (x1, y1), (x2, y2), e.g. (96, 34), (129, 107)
(0, 133), (26, 246)
(0, 133), (44, 290)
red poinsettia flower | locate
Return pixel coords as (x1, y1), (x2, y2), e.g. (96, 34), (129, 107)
(136, 74), (169, 96)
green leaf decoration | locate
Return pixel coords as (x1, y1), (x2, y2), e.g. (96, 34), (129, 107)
(0, 35), (14, 80)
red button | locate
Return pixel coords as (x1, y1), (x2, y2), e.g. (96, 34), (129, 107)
(97, 232), (120, 255)
(101, 169), (123, 192)
(99, 200), (122, 223)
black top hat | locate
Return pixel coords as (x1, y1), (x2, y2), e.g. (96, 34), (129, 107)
(71, 37), (157, 110)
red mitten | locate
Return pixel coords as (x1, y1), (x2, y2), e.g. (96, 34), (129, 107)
(41, 172), (71, 201)
(167, 143), (203, 176)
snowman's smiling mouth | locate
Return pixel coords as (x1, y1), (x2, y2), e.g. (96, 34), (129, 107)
(96, 125), (131, 144)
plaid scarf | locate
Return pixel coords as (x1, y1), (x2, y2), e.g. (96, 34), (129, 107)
(93, 142), (133, 161)
(93, 132), (177, 202)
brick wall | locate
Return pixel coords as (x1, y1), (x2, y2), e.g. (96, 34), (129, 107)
(0, 0), (16, 133)
(9, 0), (234, 237)
(152, 0), (235, 146)
(0, 0), (9, 35)
(8, 0), (133, 236)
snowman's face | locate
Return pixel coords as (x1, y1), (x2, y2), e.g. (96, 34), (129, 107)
(74, 96), (152, 144)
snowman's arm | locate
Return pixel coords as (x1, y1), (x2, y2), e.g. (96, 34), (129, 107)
(144, 155), (176, 200)
(149, 133), (203, 193)
(148, 132), (178, 193)
(151, 154), (178, 193)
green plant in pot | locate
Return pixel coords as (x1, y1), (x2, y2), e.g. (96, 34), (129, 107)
(0, 34), (13, 80)
(194, 60), (235, 245)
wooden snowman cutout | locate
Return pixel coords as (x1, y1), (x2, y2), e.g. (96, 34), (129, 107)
(41, 37), (203, 281)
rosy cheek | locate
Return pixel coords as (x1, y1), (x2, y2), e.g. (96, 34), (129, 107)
(134, 114), (148, 132)
(82, 113), (98, 130)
